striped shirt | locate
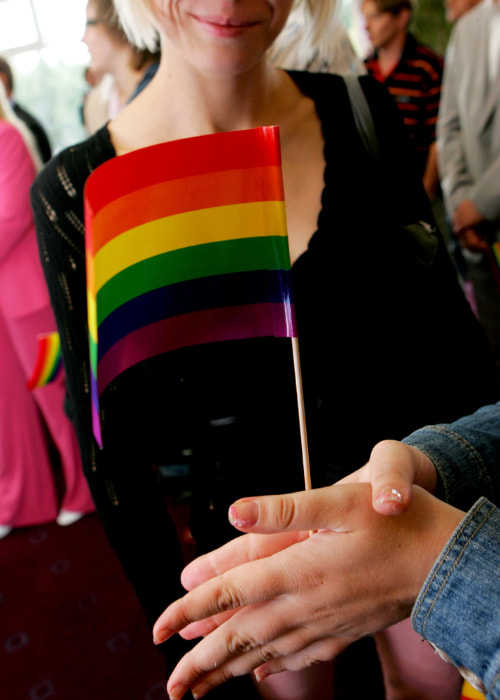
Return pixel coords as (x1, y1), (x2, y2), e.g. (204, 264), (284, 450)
(365, 33), (444, 174)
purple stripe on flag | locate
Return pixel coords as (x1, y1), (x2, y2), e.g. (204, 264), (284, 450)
(97, 303), (295, 394)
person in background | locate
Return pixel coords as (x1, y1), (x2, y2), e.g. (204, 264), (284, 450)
(154, 401), (500, 700)
(437, 0), (500, 382)
(0, 82), (94, 538)
(0, 55), (52, 164)
(362, 0), (443, 202)
(81, 0), (160, 134)
(31, 0), (497, 697)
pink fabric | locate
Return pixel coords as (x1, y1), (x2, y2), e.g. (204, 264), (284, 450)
(0, 121), (94, 527)
(375, 618), (463, 700)
(0, 121), (50, 318)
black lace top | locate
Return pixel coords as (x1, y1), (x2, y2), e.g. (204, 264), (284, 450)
(31, 71), (498, 630)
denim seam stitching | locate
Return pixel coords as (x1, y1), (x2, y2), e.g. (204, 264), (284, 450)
(426, 426), (493, 499)
(414, 504), (479, 620)
(422, 505), (495, 636)
(416, 500), (494, 635)
(489, 653), (500, 694)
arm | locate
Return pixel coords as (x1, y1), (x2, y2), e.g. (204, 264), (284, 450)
(31, 147), (188, 637)
(422, 142), (440, 201)
(412, 497), (500, 699)
(154, 402), (500, 699)
(154, 484), (464, 700)
(437, 32), (473, 217)
(421, 52), (443, 201)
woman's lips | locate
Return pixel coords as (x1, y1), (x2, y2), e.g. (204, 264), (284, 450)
(192, 14), (260, 37)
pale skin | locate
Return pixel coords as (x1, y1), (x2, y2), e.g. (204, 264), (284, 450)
(153, 440), (464, 700)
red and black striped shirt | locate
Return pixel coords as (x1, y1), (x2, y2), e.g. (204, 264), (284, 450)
(365, 33), (444, 174)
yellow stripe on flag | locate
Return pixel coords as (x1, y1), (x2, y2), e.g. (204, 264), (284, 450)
(94, 200), (287, 293)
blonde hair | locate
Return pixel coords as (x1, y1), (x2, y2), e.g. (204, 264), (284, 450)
(0, 80), (42, 172)
(112, 0), (160, 52)
(113, 0), (342, 59)
(270, 1), (365, 74)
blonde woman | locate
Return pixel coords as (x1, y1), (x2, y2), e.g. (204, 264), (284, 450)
(0, 82), (94, 537)
(32, 1), (496, 698)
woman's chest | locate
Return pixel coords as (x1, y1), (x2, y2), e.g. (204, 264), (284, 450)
(280, 111), (326, 265)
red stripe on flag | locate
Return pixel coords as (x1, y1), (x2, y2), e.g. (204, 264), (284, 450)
(84, 126), (282, 214)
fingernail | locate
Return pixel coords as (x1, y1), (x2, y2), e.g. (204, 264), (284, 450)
(153, 629), (172, 645)
(168, 683), (188, 700)
(375, 488), (403, 507)
(192, 683), (209, 699)
(254, 668), (269, 682)
(229, 500), (258, 528)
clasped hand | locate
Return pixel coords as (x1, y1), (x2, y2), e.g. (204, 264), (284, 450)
(153, 441), (464, 700)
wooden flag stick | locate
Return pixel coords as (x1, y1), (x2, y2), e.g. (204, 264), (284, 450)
(292, 336), (312, 491)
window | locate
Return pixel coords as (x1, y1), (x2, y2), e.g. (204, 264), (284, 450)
(0, 0), (89, 152)
(0, 0), (40, 53)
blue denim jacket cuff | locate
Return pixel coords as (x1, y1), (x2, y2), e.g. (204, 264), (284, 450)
(402, 406), (500, 510)
(411, 498), (500, 698)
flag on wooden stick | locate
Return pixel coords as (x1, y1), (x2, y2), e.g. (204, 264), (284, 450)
(84, 127), (297, 448)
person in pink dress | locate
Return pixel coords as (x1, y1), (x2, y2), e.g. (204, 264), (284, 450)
(0, 85), (94, 538)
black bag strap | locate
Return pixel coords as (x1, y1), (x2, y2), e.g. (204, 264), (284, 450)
(343, 74), (380, 160)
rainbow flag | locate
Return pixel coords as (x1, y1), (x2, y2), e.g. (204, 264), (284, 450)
(84, 127), (297, 447)
(27, 331), (63, 389)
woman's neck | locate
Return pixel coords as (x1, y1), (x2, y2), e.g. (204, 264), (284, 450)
(109, 54), (302, 155)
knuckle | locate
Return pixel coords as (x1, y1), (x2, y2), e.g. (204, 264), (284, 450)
(301, 653), (324, 668)
(216, 666), (237, 684)
(259, 643), (284, 663)
(214, 582), (245, 613)
(273, 496), (299, 529)
(227, 632), (259, 656)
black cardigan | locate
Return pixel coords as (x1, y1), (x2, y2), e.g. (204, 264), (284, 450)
(31, 72), (498, 634)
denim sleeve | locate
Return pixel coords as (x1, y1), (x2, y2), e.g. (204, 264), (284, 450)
(411, 498), (500, 700)
(402, 402), (500, 511)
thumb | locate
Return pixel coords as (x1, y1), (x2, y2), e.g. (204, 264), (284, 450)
(368, 440), (423, 514)
(228, 484), (368, 534)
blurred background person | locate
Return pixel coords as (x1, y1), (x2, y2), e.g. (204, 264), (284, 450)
(0, 81), (94, 538)
(362, 0), (443, 203)
(81, 0), (161, 134)
(437, 0), (500, 381)
(0, 55), (52, 164)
